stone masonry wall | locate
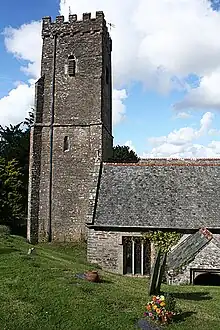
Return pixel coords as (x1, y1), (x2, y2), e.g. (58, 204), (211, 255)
(87, 229), (153, 274)
(28, 12), (113, 243)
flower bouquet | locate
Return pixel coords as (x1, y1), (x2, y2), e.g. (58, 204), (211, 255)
(144, 294), (179, 324)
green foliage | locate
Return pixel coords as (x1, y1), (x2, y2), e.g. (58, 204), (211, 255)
(0, 225), (11, 236)
(109, 145), (139, 163)
(0, 157), (25, 230)
(143, 231), (182, 253)
(0, 111), (34, 235)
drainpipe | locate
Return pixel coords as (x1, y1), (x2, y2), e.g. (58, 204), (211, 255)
(48, 33), (57, 242)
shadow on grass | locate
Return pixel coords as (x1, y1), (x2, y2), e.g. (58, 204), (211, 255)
(75, 273), (113, 284)
(0, 247), (18, 255)
(99, 279), (113, 284)
(170, 291), (212, 301)
(174, 311), (197, 323)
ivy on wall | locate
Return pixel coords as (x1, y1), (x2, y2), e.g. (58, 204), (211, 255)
(142, 231), (182, 253)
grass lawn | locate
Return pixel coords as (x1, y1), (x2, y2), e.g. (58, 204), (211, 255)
(0, 235), (219, 330)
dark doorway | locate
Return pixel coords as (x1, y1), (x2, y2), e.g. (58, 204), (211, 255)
(194, 272), (220, 286)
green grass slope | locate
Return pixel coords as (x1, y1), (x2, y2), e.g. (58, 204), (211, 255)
(0, 235), (220, 330)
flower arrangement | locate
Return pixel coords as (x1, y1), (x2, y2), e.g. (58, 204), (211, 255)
(144, 294), (179, 324)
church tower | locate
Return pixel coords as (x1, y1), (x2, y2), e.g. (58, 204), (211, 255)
(27, 12), (113, 243)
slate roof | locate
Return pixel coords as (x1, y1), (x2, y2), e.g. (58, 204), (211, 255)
(91, 159), (220, 230)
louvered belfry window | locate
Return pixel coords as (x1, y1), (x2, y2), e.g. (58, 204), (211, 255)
(68, 55), (76, 77)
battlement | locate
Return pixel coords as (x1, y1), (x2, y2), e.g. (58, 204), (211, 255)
(42, 11), (107, 37)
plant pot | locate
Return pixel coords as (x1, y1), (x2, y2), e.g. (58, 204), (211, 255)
(85, 271), (100, 283)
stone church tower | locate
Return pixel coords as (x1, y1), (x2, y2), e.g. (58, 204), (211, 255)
(27, 12), (113, 243)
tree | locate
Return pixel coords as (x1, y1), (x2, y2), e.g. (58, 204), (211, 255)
(0, 158), (25, 231)
(109, 145), (139, 163)
(0, 111), (34, 234)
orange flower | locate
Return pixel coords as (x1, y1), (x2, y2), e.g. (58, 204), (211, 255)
(156, 308), (161, 314)
(152, 296), (157, 302)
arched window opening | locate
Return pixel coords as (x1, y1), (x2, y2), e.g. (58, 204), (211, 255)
(63, 136), (69, 152)
(68, 55), (76, 77)
(106, 66), (109, 84)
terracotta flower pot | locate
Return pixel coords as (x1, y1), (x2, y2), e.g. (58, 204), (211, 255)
(85, 271), (100, 282)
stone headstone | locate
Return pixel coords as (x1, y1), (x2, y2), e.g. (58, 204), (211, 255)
(155, 252), (167, 294)
(149, 249), (161, 295)
(28, 247), (36, 255)
(167, 228), (212, 272)
(136, 319), (161, 330)
(149, 249), (166, 295)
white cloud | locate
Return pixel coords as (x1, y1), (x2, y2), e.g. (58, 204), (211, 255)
(3, 21), (42, 78)
(112, 89), (127, 125)
(148, 112), (213, 148)
(175, 112), (192, 119)
(1, 16), (127, 126)
(60, 0), (220, 106)
(2, 0), (220, 127)
(208, 128), (220, 136)
(0, 81), (35, 127)
(0, 21), (42, 127)
(175, 69), (220, 110)
(144, 112), (220, 158)
(124, 140), (136, 153)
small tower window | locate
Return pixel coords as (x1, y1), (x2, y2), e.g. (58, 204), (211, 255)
(106, 66), (109, 84)
(68, 56), (76, 77)
(63, 136), (69, 152)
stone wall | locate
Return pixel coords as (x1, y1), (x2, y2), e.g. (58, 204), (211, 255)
(87, 229), (153, 274)
(168, 234), (220, 284)
(27, 12), (113, 243)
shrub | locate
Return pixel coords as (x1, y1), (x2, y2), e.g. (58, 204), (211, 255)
(0, 225), (11, 236)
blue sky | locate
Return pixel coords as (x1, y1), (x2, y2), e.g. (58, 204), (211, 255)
(1, 0), (220, 157)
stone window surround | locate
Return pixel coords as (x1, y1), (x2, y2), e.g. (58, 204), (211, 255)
(123, 236), (150, 276)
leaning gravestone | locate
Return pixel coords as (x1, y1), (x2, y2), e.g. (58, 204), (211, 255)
(167, 228), (212, 273)
(149, 249), (167, 295)
(28, 247), (36, 255)
(155, 252), (167, 294)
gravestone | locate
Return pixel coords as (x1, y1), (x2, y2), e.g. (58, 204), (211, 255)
(27, 247), (36, 255)
(149, 249), (167, 295)
(155, 253), (167, 294)
(136, 319), (161, 330)
(167, 228), (212, 272)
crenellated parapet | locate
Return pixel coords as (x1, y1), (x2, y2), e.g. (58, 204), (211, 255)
(42, 11), (109, 38)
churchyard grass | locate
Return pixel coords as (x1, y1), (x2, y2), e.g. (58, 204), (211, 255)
(0, 235), (219, 330)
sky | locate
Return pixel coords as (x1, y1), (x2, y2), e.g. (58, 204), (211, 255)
(1, 0), (220, 157)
